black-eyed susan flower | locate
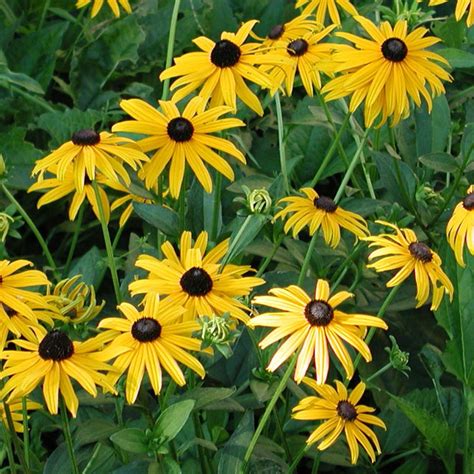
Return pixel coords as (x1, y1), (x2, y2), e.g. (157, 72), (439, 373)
(0, 260), (49, 319)
(250, 279), (387, 384)
(76, 0), (132, 18)
(446, 185), (474, 267)
(0, 328), (115, 417)
(293, 378), (386, 464)
(29, 167), (111, 223)
(129, 231), (264, 323)
(98, 295), (206, 404)
(112, 97), (245, 198)
(322, 16), (452, 127)
(274, 188), (369, 247)
(1, 399), (42, 432)
(295, 0), (358, 26)
(261, 26), (335, 97)
(365, 221), (454, 310)
(32, 130), (147, 192)
(159, 20), (288, 115)
(427, 0), (474, 26)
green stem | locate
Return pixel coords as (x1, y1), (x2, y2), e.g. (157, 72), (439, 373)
(311, 454), (321, 474)
(21, 398), (30, 470)
(112, 225), (124, 251)
(193, 412), (212, 474)
(178, 177), (187, 233)
(334, 128), (371, 203)
(310, 112), (351, 188)
(297, 231), (319, 287)
(91, 181), (121, 304)
(377, 447), (420, 468)
(210, 172), (222, 242)
(1, 183), (59, 279)
(275, 92), (289, 194)
(331, 242), (363, 290)
(0, 0), (16, 23)
(220, 214), (252, 269)
(65, 204), (85, 275)
(60, 398), (79, 474)
(365, 362), (393, 383)
(161, 0), (182, 100)
(38, 0), (51, 29)
(82, 442), (101, 474)
(350, 285), (400, 380)
(3, 402), (29, 473)
(288, 444), (309, 473)
(464, 384), (471, 474)
(256, 234), (285, 278)
(0, 420), (16, 474)
(243, 355), (298, 468)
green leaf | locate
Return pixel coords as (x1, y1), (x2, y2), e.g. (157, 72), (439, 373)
(68, 247), (106, 287)
(217, 412), (254, 474)
(74, 419), (119, 447)
(419, 152), (458, 173)
(153, 400), (195, 443)
(393, 455), (429, 474)
(180, 387), (236, 410)
(110, 428), (148, 454)
(438, 48), (474, 68)
(0, 50), (44, 94)
(133, 202), (180, 237)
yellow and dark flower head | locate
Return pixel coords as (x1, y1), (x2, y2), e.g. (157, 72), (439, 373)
(250, 279), (388, 384)
(446, 185), (474, 267)
(0, 260), (50, 319)
(98, 295), (206, 404)
(0, 327), (116, 417)
(159, 20), (289, 116)
(112, 97), (245, 198)
(29, 166), (111, 223)
(129, 231), (264, 323)
(293, 379), (386, 464)
(274, 188), (369, 247)
(261, 26), (335, 97)
(295, 0), (358, 26)
(322, 16), (452, 127)
(76, 0), (132, 18)
(0, 398), (42, 432)
(365, 221), (454, 310)
(32, 130), (147, 192)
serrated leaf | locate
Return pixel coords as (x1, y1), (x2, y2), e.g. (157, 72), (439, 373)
(153, 400), (195, 443)
(133, 202), (180, 237)
(419, 152), (458, 173)
(110, 428), (148, 454)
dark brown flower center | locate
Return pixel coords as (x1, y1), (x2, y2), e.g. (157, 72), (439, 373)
(408, 242), (433, 263)
(337, 400), (357, 421)
(268, 24), (285, 40)
(71, 129), (100, 146)
(314, 196), (338, 213)
(287, 39), (308, 56)
(167, 117), (194, 142)
(463, 192), (474, 210)
(131, 317), (162, 342)
(38, 330), (74, 361)
(180, 267), (213, 296)
(210, 40), (241, 68)
(381, 38), (408, 62)
(304, 300), (334, 326)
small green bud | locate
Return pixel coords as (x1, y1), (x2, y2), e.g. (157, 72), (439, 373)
(385, 335), (410, 377)
(0, 212), (14, 242)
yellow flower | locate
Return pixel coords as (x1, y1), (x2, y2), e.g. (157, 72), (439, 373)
(32, 130), (147, 192)
(295, 0), (358, 26)
(250, 279), (387, 384)
(261, 26), (335, 97)
(98, 295), (206, 404)
(365, 221), (454, 310)
(274, 188), (369, 247)
(322, 16), (452, 127)
(112, 97), (245, 198)
(159, 20), (288, 116)
(293, 379), (386, 464)
(0, 328), (115, 417)
(129, 231), (264, 323)
(76, 0), (132, 18)
(446, 185), (474, 267)
(0, 399), (42, 432)
(29, 167), (111, 223)
(0, 260), (49, 319)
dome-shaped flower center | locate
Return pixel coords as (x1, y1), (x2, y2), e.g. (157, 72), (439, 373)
(38, 330), (74, 361)
(337, 400), (357, 421)
(71, 129), (101, 146)
(408, 242), (433, 263)
(381, 38), (408, 62)
(463, 192), (474, 210)
(131, 317), (162, 342)
(314, 196), (338, 213)
(167, 117), (194, 142)
(180, 267), (213, 296)
(304, 300), (334, 326)
(210, 40), (241, 68)
(268, 24), (285, 40)
(287, 39), (308, 57)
